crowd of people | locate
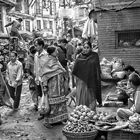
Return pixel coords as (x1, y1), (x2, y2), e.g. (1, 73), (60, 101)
(0, 33), (102, 128)
(0, 28), (140, 131)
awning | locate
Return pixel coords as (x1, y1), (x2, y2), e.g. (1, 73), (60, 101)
(0, 0), (16, 7)
(8, 11), (34, 20)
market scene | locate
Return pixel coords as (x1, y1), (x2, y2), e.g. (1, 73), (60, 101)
(0, 0), (140, 140)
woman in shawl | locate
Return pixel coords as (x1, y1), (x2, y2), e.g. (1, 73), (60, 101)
(41, 46), (68, 128)
(72, 41), (102, 111)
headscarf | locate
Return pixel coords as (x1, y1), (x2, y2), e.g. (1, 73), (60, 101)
(41, 55), (66, 83)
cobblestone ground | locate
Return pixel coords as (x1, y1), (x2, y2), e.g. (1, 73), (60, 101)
(0, 80), (68, 140)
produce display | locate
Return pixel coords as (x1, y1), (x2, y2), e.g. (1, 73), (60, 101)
(68, 105), (95, 123)
(129, 113), (140, 130)
(91, 112), (117, 123)
(64, 121), (96, 133)
(63, 105), (96, 133)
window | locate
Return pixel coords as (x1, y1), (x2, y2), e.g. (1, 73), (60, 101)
(36, 0), (42, 14)
(24, 0), (29, 14)
(25, 20), (30, 31)
(49, 21), (53, 30)
(15, 0), (22, 11)
(0, 6), (3, 32)
(115, 30), (140, 48)
(50, 2), (52, 15)
(37, 20), (41, 30)
(43, 20), (47, 29)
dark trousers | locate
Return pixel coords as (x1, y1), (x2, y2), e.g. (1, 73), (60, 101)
(7, 84), (22, 109)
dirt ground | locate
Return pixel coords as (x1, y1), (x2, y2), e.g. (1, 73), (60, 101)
(0, 80), (67, 140)
(0, 80), (117, 140)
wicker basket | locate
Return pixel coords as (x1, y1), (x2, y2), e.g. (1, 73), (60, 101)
(107, 130), (140, 140)
(62, 128), (98, 140)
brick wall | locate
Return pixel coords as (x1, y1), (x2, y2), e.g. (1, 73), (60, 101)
(97, 8), (140, 71)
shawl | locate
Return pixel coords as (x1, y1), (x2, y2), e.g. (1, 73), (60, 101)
(41, 55), (66, 83)
(72, 51), (102, 104)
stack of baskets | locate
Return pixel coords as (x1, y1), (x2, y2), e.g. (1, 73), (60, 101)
(62, 128), (98, 140)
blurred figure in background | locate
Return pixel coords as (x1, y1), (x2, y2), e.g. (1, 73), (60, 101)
(25, 45), (37, 110)
(5, 18), (23, 40)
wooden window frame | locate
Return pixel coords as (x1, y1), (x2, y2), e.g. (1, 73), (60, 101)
(115, 30), (140, 49)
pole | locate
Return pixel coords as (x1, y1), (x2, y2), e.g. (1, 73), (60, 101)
(63, 0), (67, 35)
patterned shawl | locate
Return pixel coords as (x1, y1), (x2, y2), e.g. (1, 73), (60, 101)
(41, 55), (66, 83)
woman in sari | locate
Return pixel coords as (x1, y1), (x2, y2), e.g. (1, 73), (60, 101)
(72, 41), (102, 111)
(41, 46), (68, 128)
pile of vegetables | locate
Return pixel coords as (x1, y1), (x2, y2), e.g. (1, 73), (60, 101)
(91, 112), (117, 123)
(68, 105), (95, 123)
(64, 105), (96, 133)
(129, 113), (140, 130)
(64, 121), (96, 133)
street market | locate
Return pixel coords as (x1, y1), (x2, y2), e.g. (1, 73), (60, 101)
(0, 0), (140, 140)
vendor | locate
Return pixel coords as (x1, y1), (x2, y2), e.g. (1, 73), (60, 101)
(117, 65), (139, 105)
(123, 65), (139, 80)
(117, 72), (140, 121)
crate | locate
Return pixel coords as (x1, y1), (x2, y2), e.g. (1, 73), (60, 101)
(107, 130), (140, 140)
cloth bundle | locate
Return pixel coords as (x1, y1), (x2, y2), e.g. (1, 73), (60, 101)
(100, 57), (125, 79)
(100, 58), (112, 79)
(82, 18), (97, 39)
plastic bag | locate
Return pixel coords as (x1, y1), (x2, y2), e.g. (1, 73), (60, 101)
(38, 93), (50, 115)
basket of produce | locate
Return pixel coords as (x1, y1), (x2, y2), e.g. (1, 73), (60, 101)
(62, 105), (98, 140)
(62, 122), (98, 140)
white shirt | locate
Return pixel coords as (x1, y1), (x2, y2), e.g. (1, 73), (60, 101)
(6, 60), (23, 87)
(34, 49), (48, 81)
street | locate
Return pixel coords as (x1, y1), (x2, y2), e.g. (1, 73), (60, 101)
(0, 80), (67, 140)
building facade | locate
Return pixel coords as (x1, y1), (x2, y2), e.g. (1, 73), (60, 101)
(0, 0), (16, 35)
(95, 0), (140, 71)
(4, 0), (59, 38)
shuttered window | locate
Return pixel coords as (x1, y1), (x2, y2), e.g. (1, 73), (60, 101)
(115, 30), (140, 48)
(43, 20), (47, 29)
(25, 20), (30, 31)
(36, 0), (42, 14)
(37, 20), (41, 30)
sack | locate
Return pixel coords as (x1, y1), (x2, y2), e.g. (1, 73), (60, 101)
(38, 92), (50, 115)
(112, 71), (126, 79)
(111, 58), (124, 72)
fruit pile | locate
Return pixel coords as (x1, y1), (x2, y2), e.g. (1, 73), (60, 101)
(92, 112), (117, 123)
(63, 105), (96, 133)
(68, 105), (95, 123)
(64, 121), (96, 133)
(129, 113), (140, 130)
